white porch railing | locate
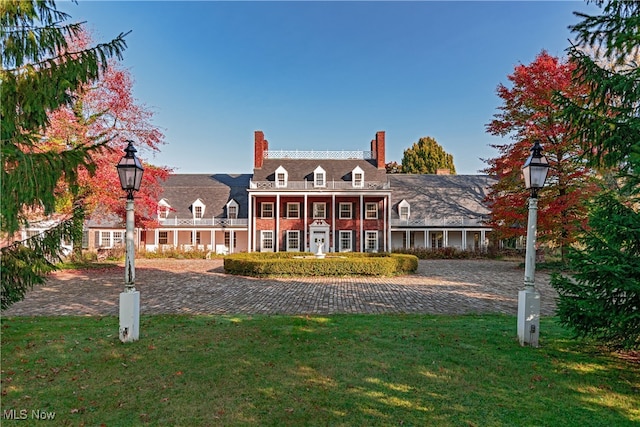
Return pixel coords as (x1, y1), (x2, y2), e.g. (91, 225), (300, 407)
(158, 218), (248, 227)
(391, 217), (488, 227)
(250, 180), (390, 190)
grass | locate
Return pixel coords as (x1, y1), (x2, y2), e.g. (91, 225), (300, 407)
(1, 314), (638, 426)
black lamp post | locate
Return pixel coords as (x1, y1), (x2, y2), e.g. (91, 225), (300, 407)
(116, 141), (144, 343)
(517, 140), (550, 347)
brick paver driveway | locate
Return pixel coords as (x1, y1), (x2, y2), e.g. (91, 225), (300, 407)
(2, 259), (557, 317)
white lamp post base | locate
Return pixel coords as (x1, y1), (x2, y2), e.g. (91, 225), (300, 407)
(517, 288), (540, 347)
(119, 290), (140, 342)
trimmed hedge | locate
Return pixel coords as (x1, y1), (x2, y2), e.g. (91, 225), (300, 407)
(224, 252), (418, 277)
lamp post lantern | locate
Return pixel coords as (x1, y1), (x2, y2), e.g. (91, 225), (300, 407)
(517, 140), (549, 347)
(117, 141), (144, 342)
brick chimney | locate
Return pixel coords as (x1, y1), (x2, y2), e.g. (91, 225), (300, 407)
(375, 131), (385, 169)
(254, 131), (268, 169)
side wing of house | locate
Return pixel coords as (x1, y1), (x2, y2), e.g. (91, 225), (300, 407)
(388, 174), (495, 251)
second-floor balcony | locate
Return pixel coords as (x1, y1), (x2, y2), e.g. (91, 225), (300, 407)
(158, 218), (248, 227)
(250, 180), (390, 191)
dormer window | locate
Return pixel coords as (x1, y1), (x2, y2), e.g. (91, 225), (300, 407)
(398, 199), (410, 221)
(158, 198), (171, 219)
(275, 165), (288, 188)
(192, 199), (206, 219)
(352, 166), (364, 188)
(226, 199), (239, 219)
(314, 166), (326, 188)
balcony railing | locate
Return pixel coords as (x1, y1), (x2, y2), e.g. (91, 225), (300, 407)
(265, 150), (374, 160)
(250, 180), (390, 190)
(158, 218), (248, 227)
(391, 216), (488, 227)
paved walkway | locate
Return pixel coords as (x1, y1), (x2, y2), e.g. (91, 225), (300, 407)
(2, 259), (558, 317)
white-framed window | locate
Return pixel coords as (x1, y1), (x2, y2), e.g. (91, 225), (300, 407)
(399, 200), (410, 221)
(159, 231), (168, 245)
(313, 202), (326, 219)
(261, 230), (274, 252)
(100, 231), (111, 248)
(339, 230), (352, 252)
(275, 165), (288, 188)
(224, 231), (237, 249)
(158, 199), (171, 219)
(191, 231), (201, 245)
(113, 231), (124, 247)
(314, 166), (326, 188)
(261, 202), (274, 218)
(339, 202), (352, 219)
(191, 199), (206, 219)
(365, 231), (378, 252)
(352, 166), (364, 188)
(226, 199), (239, 219)
(286, 230), (301, 252)
(365, 202), (378, 219)
(287, 202), (300, 219)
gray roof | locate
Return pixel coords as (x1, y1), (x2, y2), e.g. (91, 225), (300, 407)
(388, 174), (495, 220)
(160, 174), (251, 218)
(253, 159), (387, 183)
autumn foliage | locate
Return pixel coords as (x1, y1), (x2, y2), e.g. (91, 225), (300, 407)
(484, 51), (598, 258)
(43, 29), (170, 227)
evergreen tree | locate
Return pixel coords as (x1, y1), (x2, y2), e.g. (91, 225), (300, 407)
(1, 0), (129, 309)
(401, 136), (456, 174)
(551, 0), (640, 349)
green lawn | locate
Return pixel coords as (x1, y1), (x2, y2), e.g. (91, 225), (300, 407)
(1, 314), (638, 426)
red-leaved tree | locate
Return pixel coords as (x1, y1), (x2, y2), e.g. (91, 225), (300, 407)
(484, 51), (599, 260)
(43, 28), (170, 231)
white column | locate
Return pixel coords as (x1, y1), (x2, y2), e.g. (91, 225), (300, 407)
(462, 230), (467, 251)
(444, 230), (449, 247)
(383, 197), (387, 252)
(304, 194), (308, 251)
(359, 195), (364, 252)
(230, 229), (235, 254)
(275, 194), (280, 252)
(247, 194), (253, 253)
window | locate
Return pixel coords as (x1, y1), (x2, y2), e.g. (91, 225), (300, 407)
(113, 231), (124, 247)
(158, 199), (171, 219)
(261, 202), (274, 218)
(101, 231), (111, 248)
(224, 231), (237, 249)
(82, 230), (89, 249)
(287, 230), (300, 251)
(275, 166), (288, 188)
(339, 202), (352, 219)
(228, 205), (237, 219)
(313, 202), (326, 219)
(159, 231), (168, 245)
(261, 230), (274, 252)
(194, 231), (201, 245)
(287, 202), (300, 218)
(365, 202), (378, 219)
(352, 166), (364, 188)
(194, 206), (203, 219)
(399, 200), (410, 221)
(366, 231), (378, 252)
(339, 231), (352, 252)
(314, 166), (326, 188)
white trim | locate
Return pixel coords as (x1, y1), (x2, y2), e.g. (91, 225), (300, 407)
(339, 202), (352, 219)
(352, 166), (364, 188)
(260, 230), (275, 252)
(338, 230), (352, 252)
(261, 202), (274, 219)
(313, 166), (326, 188)
(365, 230), (378, 252)
(286, 202), (300, 218)
(275, 165), (288, 188)
(286, 230), (301, 252)
(313, 202), (326, 219)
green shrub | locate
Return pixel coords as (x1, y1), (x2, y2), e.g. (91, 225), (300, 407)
(224, 252), (417, 277)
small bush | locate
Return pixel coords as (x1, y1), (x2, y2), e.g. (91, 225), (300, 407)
(224, 252), (417, 277)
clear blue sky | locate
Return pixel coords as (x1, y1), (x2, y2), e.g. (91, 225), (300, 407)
(59, 1), (597, 175)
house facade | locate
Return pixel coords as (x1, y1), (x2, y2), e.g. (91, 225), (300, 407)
(33, 130), (493, 254)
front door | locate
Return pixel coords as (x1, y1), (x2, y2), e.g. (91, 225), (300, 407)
(311, 230), (327, 254)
